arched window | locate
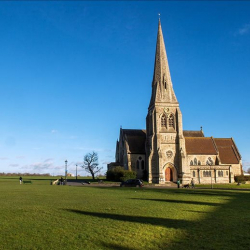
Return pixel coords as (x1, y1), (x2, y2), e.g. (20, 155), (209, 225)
(190, 160), (193, 166)
(136, 156), (144, 170)
(169, 114), (174, 128)
(136, 160), (139, 169)
(141, 160), (144, 170)
(194, 158), (197, 165)
(161, 115), (166, 128)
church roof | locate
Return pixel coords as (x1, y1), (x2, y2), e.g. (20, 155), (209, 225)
(214, 138), (241, 164)
(183, 130), (204, 137)
(185, 137), (217, 155)
(122, 129), (146, 154)
(185, 137), (241, 164)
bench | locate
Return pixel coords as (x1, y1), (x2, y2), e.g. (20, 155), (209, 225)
(23, 180), (32, 184)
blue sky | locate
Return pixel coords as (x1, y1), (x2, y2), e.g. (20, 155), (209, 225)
(0, 1), (249, 176)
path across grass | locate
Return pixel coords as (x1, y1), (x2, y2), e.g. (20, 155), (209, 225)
(0, 176), (250, 250)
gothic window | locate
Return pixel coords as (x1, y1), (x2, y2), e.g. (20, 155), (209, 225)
(206, 157), (214, 166)
(141, 160), (144, 170)
(169, 114), (174, 128)
(193, 171), (196, 177)
(136, 160), (139, 169)
(218, 171), (223, 177)
(136, 156), (144, 170)
(204, 171), (211, 177)
(161, 115), (167, 128)
(194, 158), (197, 165)
(198, 161), (201, 165)
(190, 160), (193, 166)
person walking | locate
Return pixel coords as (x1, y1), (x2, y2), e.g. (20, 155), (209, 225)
(177, 179), (180, 188)
(191, 178), (195, 188)
(60, 176), (64, 185)
(19, 176), (23, 184)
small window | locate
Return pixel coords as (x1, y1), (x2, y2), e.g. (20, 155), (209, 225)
(136, 160), (139, 169)
(226, 171), (228, 176)
(169, 114), (174, 128)
(204, 171), (211, 177)
(141, 160), (144, 170)
(198, 161), (201, 165)
(194, 158), (197, 165)
(161, 115), (166, 127)
(190, 160), (193, 166)
(218, 170), (223, 177)
(193, 171), (196, 177)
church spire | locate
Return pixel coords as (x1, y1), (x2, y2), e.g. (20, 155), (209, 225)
(149, 19), (178, 107)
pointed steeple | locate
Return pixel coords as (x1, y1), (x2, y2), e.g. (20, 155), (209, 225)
(149, 19), (178, 107)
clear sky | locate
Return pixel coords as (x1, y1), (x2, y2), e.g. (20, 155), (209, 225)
(0, 1), (249, 176)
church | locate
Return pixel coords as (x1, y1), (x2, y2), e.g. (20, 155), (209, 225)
(108, 20), (243, 185)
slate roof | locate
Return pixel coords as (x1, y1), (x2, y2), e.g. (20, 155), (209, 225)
(185, 137), (217, 155)
(122, 129), (146, 154)
(185, 137), (241, 164)
(214, 138), (241, 164)
(183, 130), (204, 137)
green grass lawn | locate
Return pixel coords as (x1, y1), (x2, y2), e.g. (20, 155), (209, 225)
(0, 176), (250, 250)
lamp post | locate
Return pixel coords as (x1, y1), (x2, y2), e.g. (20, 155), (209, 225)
(207, 158), (213, 189)
(65, 160), (68, 183)
(76, 164), (78, 180)
(210, 163), (213, 189)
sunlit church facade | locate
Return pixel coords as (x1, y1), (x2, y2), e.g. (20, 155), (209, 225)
(108, 20), (242, 184)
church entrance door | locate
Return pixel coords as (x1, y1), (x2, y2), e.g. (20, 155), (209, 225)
(165, 167), (173, 181)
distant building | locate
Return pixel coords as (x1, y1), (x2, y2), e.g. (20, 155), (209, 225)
(108, 20), (242, 184)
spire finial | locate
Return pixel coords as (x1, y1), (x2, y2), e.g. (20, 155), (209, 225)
(158, 13), (160, 20)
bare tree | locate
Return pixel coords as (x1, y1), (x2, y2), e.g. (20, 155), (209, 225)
(247, 167), (250, 174)
(82, 152), (102, 180)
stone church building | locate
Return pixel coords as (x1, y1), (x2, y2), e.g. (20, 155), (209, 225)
(108, 20), (242, 184)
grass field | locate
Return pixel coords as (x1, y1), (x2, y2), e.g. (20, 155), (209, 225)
(0, 176), (250, 250)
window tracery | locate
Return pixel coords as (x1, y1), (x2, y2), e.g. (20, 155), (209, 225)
(169, 114), (174, 128)
(161, 115), (167, 128)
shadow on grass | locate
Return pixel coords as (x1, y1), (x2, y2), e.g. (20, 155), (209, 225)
(100, 242), (135, 250)
(66, 189), (250, 249)
(65, 209), (195, 229)
(130, 198), (221, 206)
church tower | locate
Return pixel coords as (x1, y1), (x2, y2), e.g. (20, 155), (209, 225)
(146, 20), (189, 184)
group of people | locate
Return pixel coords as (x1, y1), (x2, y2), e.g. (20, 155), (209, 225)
(177, 178), (195, 188)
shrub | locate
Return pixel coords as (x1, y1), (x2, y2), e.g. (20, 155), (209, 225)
(234, 175), (250, 184)
(106, 167), (136, 182)
(120, 170), (136, 182)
